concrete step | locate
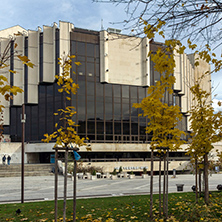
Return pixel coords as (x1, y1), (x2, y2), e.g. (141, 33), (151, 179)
(0, 164), (54, 177)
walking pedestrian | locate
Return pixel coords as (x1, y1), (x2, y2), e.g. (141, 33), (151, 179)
(7, 155), (11, 165)
(2, 155), (6, 165)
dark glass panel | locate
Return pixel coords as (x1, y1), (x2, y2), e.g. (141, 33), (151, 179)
(106, 135), (113, 141)
(31, 105), (38, 141)
(122, 98), (129, 104)
(3, 126), (9, 134)
(131, 86), (138, 98)
(106, 122), (113, 134)
(78, 121), (86, 133)
(77, 95), (85, 121)
(86, 43), (94, 57)
(139, 116), (146, 122)
(87, 96), (94, 102)
(131, 106), (138, 117)
(96, 121), (104, 134)
(138, 87), (146, 99)
(95, 83), (103, 96)
(77, 42), (85, 55)
(10, 107), (17, 135)
(131, 123), (138, 135)
(96, 113), (104, 121)
(87, 63), (94, 78)
(113, 115), (121, 121)
(122, 103), (130, 121)
(77, 62), (85, 76)
(106, 115), (113, 121)
(88, 134), (95, 141)
(97, 135), (104, 141)
(113, 85), (120, 97)
(96, 101), (103, 114)
(87, 101), (94, 119)
(122, 85), (129, 98)
(131, 116), (138, 123)
(95, 45), (99, 58)
(78, 81), (85, 95)
(105, 97), (112, 103)
(71, 41), (76, 54)
(77, 56), (85, 62)
(105, 84), (112, 97)
(113, 103), (121, 116)
(87, 57), (94, 62)
(16, 107), (22, 141)
(114, 122), (121, 134)
(96, 63), (100, 77)
(131, 98), (138, 105)
(139, 122), (146, 135)
(25, 106), (31, 142)
(114, 97), (121, 103)
(123, 122), (129, 135)
(47, 84), (53, 97)
(105, 102), (112, 116)
(87, 82), (94, 95)
(87, 121), (95, 134)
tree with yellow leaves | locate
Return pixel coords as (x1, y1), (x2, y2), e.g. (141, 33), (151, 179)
(134, 41), (186, 218)
(187, 78), (222, 205)
(0, 38), (34, 139)
(42, 54), (85, 221)
(142, 19), (222, 208)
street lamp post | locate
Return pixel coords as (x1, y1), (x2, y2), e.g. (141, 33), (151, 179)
(21, 104), (26, 203)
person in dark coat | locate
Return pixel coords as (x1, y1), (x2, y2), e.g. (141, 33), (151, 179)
(2, 155), (6, 165)
(7, 155), (11, 165)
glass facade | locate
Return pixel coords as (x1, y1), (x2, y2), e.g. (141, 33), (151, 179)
(7, 28), (189, 143)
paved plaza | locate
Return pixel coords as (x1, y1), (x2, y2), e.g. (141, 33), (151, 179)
(1, 174), (222, 203)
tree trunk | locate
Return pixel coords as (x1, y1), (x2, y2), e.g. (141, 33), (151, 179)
(150, 149), (154, 218)
(159, 157), (161, 215)
(55, 149), (58, 222)
(163, 154), (166, 216)
(73, 160), (77, 222)
(199, 168), (202, 198)
(195, 159), (198, 203)
(204, 154), (209, 204)
(166, 149), (169, 218)
(63, 148), (68, 222)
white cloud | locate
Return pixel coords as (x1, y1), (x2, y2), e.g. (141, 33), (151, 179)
(213, 99), (222, 113)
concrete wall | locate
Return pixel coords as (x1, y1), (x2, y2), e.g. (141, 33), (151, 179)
(80, 160), (191, 173)
(0, 25), (26, 38)
(100, 31), (150, 87)
(0, 142), (26, 164)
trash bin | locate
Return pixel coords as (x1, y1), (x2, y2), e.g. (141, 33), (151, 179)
(176, 184), (184, 191)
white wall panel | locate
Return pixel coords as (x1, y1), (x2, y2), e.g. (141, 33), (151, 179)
(181, 54), (188, 113)
(174, 50), (181, 91)
(43, 25), (54, 83)
(0, 38), (10, 125)
(179, 53), (185, 95)
(13, 35), (24, 105)
(142, 38), (150, 87)
(59, 21), (74, 75)
(27, 29), (40, 104)
(99, 31), (149, 86)
(100, 31), (109, 83)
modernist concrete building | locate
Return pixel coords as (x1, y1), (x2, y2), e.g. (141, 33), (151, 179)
(0, 21), (213, 173)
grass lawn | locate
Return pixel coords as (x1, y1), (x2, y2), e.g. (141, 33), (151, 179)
(1, 191), (222, 221)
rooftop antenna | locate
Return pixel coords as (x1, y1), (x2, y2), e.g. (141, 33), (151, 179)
(101, 19), (104, 31)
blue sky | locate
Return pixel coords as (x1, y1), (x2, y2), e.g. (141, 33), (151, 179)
(1, 0), (221, 109)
